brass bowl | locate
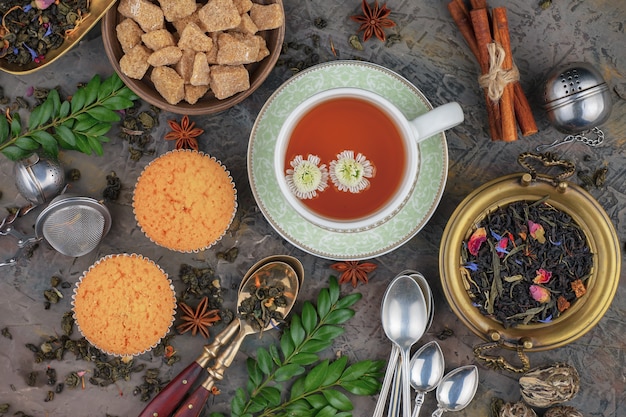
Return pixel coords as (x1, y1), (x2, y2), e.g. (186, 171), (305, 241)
(439, 172), (620, 352)
(101, 0), (285, 115)
(0, 0), (117, 75)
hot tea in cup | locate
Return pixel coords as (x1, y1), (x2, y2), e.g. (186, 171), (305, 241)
(274, 87), (463, 232)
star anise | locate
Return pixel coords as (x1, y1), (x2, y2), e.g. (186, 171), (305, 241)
(176, 296), (220, 338)
(350, 0), (396, 42)
(165, 115), (204, 150)
(330, 261), (377, 287)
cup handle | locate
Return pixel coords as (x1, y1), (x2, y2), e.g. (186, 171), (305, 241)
(409, 102), (464, 142)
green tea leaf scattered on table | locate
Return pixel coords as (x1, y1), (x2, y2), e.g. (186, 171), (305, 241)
(0, 73), (138, 161)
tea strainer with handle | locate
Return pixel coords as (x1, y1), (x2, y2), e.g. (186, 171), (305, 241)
(0, 195), (112, 267)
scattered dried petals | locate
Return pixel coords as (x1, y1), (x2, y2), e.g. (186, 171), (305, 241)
(528, 220), (546, 244)
(533, 268), (552, 284)
(468, 227), (487, 256)
(529, 285), (550, 303)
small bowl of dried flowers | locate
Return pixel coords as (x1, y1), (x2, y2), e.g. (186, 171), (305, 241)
(101, 0), (285, 115)
(0, 0), (117, 75)
(439, 154), (620, 353)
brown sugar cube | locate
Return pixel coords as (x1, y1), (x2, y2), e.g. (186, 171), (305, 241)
(216, 32), (259, 65)
(178, 22), (214, 52)
(175, 49), (196, 82)
(255, 35), (270, 61)
(209, 64), (249, 100)
(118, 0), (164, 32)
(198, 0), (241, 32)
(151, 66), (185, 105)
(190, 52), (210, 86)
(141, 29), (176, 51)
(249, 3), (283, 31)
(233, 12), (258, 35)
(157, 0), (195, 22)
(148, 46), (183, 66)
(205, 33), (220, 64)
(172, 4), (203, 32)
(119, 45), (151, 79)
(185, 84), (209, 104)
(116, 18), (144, 53)
(232, 0), (252, 14)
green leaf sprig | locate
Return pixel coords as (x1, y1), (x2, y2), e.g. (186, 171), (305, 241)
(0, 73), (138, 161)
(213, 276), (385, 417)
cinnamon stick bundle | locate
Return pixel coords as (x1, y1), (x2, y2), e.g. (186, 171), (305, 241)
(447, 0), (537, 141)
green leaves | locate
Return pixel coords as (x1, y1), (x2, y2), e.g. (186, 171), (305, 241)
(0, 73), (138, 161)
(224, 276), (383, 417)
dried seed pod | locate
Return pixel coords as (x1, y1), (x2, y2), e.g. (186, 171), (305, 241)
(544, 405), (584, 417)
(519, 363), (580, 408)
(498, 401), (537, 417)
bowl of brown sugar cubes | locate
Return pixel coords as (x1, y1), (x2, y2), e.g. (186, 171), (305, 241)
(102, 0), (285, 115)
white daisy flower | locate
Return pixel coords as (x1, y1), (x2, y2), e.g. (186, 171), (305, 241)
(285, 154), (329, 199)
(329, 150), (374, 193)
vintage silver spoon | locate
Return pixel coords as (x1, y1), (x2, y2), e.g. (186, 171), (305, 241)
(409, 341), (445, 417)
(431, 365), (479, 417)
(381, 275), (428, 417)
(387, 271), (435, 417)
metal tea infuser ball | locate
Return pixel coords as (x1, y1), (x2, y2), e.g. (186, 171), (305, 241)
(538, 62), (613, 151)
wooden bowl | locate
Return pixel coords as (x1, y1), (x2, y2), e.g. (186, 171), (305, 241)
(0, 0), (117, 75)
(102, 0), (285, 115)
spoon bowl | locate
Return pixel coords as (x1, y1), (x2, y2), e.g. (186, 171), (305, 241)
(409, 341), (445, 417)
(432, 365), (479, 417)
(381, 275), (428, 417)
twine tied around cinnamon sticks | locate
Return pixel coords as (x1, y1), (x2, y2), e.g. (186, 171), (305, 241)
(447, 0), (537, 142)
(478, 42), (520, 102)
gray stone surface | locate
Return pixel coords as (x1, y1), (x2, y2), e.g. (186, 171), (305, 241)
(0, 0), (624, 416)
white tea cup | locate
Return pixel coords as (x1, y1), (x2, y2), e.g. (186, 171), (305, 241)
(274, 87), (463, 232)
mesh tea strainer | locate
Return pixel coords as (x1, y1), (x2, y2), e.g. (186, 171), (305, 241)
(0, 195), (111, 267)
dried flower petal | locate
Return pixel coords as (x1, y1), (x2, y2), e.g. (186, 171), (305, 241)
(496, 236), (509, 257)
(329, 150), (374, 193)
(467, 227), (487, 256)
(285, 154), (329, 199)
(529, 285), (550, 303)
(528, 220), (546, 244)
(533, 268), (552, 284)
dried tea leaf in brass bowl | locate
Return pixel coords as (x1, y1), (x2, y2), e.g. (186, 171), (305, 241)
(101, 0), (285, 115)
(0, 0), (118, 75)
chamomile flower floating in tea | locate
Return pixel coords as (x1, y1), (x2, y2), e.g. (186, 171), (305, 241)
(285, 154), (329, 199)
(329, 150), (374, 193)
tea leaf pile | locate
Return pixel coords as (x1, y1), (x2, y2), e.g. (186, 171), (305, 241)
(0, 73), (138, 161)
(212, 276), (384, 417)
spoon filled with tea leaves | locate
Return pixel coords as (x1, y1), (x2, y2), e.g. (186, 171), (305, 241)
(137, 259), (301, 417)
(171, 260), (300, 417)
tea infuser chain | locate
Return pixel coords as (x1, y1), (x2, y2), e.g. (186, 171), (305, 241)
(473, 340), (531, 373)
(517, 152), (576, 186)
(535, 127), (605, 152)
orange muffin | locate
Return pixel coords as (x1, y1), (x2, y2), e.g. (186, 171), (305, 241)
(72, 254), (176, 356)
(133, 150), (237, 252)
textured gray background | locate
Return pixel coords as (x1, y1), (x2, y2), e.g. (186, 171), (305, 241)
(0, 0), (625, 416)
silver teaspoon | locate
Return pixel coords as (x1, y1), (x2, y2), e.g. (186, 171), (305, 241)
(409, 341), (445, 417)
(431, 365), (479, 417)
